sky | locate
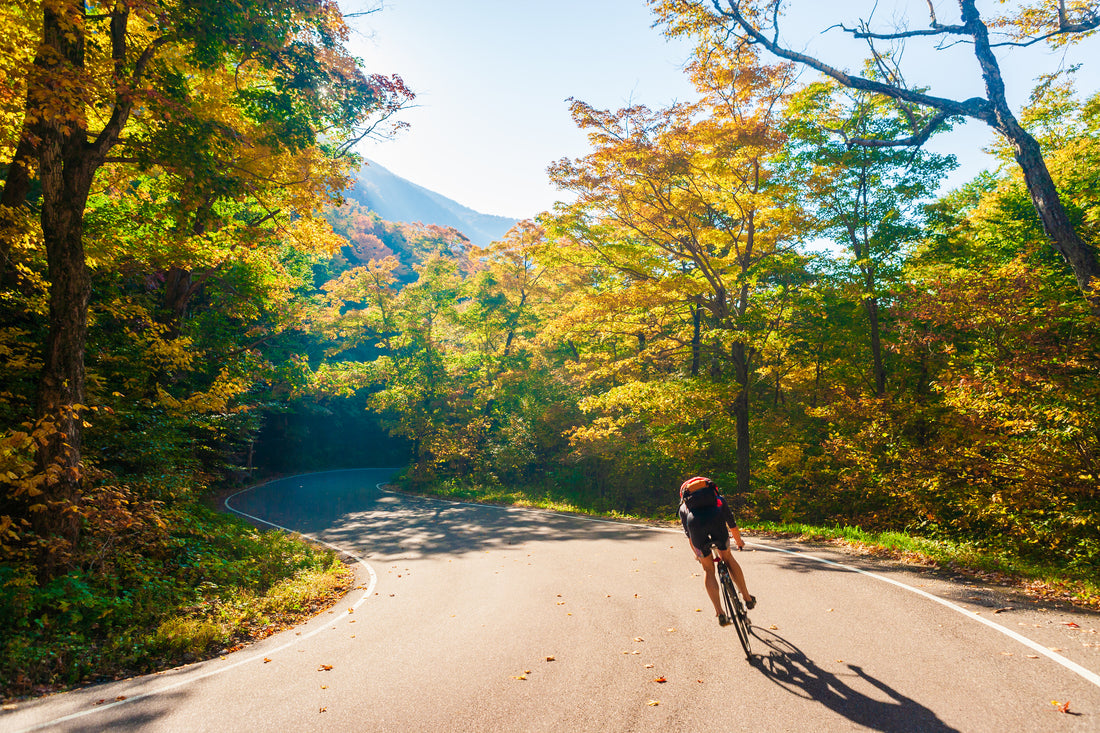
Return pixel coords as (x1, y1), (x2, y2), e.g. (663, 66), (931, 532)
(343, 0), (1099, 221)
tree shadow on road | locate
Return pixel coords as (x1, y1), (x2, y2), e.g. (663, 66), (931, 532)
(748, 627), (961, 733)
(227, 469), (659, 561)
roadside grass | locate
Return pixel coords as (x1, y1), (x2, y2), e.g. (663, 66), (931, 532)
(0, 503), (352, 701)
(404, 479), (1100, 611)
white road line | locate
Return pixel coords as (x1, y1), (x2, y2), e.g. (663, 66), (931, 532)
(385, 488), (1100, 691)
(746, 542), (1100, 690)
(14, 472), (1097, 732)
(10, 477), (382, 733)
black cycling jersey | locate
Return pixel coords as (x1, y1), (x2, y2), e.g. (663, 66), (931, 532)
(679, 493), (738, 555)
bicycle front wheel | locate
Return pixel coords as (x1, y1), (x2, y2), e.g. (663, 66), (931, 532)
(719, 566), (752, 660)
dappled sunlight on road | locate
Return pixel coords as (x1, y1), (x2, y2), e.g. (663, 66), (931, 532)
(227, 469), (657, 563)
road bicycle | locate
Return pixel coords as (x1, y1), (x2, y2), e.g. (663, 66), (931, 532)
(709, 543), (753, 660)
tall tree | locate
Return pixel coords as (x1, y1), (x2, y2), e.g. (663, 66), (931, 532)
(548, 52), (806, 498)
(782, 83), (956, 395)
(0, 0), (410, 577)
(653, 0), (1100, 314)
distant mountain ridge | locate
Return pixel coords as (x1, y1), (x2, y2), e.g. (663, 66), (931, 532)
(346, 160), (518, 247)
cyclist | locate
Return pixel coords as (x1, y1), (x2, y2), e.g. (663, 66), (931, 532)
(678, 476), (755, 626)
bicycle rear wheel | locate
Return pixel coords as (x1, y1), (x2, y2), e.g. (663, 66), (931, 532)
(719, 564), (752, 660)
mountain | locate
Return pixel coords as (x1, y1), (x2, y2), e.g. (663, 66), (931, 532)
(345, 160), (518, 247)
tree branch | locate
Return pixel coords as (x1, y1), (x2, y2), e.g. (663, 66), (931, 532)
(711, 0), (996, 125)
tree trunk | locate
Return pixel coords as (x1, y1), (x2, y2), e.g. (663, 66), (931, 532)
(1010, 129), (1100, 311)
(865, 294), (886, 396)
(731, 341), (751, 500)
(24, 2), (111, 579)
(690, 302), (702, 376)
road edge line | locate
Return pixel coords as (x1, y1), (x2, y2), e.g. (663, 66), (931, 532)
(9, 476), (382, 733)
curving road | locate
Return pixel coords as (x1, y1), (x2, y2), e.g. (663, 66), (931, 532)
(4, 468), (1099, 732)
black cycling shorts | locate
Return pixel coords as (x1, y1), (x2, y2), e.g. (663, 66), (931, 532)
(683, 506), (730, 555)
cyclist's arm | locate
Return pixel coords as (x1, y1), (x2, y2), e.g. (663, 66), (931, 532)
(718, 494), (738, 528)
(718, 494), (745, 550)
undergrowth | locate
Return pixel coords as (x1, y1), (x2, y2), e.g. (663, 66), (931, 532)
(0, 503), (351, 701)
(404, 478), (1100, 611)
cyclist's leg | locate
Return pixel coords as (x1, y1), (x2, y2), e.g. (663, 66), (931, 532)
(718, 547), (752, 604)
(698, 555), (723, 617)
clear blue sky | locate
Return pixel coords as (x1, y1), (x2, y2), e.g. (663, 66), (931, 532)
(344, 0), (1098, 220)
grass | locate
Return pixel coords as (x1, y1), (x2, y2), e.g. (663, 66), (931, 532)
(0, 503), (354, 701)
(404, 479), (1100, 611)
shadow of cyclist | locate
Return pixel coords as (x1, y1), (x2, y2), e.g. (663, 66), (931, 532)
(748, 627), (961, 732)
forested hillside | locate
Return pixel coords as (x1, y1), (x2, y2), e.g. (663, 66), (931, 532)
(1, 0), (1098, 696)
(348, 160), (518, 246)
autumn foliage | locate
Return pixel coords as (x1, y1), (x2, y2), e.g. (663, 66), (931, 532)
(2, 0), (1100, 697)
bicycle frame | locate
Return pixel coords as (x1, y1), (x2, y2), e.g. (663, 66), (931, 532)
(707, 543), (753, 659)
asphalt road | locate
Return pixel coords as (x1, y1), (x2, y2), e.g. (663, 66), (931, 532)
(4, 468), (1099, 732)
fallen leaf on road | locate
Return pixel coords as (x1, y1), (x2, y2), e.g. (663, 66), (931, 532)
(319, 707), (327, 713)
(769, 625), (778, 630)
(993, 607), (1013, 614)
(546, 656), (555, 662)
(116, 696), (126, 701)
(512, 674), (527, 680)
(667, 628), (676, 633)
(263, 658), (271, 663)
(653, 677), (667, 683)
(1064, 622), (1081, 629)
(826, 608), (834, 612)
(1027, 655), (1039, 658)
(1049, 647), (1063, 652)
(695, 608), (702, 612)
(318, 664), (333, 671)
(1001, 652), (1013, 656)
(647, 700), (660, 706)
(94, 699), (106, 706)
(633, 637), (645, 642)
(1052, 700), (1071, 714)
(645, 664), (654, 669)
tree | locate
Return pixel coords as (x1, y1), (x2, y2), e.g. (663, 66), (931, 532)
(653, 0), (1100, 314)
(0, 0), (411, 578)
(548, 51), (807, 498)
(781, 83), (956, 395)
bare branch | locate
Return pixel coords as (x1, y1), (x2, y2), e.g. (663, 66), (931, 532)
(710, 0), (995, 125)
